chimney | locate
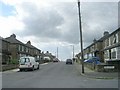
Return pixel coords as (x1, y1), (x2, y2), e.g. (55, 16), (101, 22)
(103, 31), (109, 36)
(10, 34), (16, 38)
(27, 41), (31, 45)
(46, 51), (49, 53)
(93, 38), (97, 43)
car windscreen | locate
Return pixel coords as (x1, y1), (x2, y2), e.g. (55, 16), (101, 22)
(67, 59), (72, 61)
(20, 58), (30, 64)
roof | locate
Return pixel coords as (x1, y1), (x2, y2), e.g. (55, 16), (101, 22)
(84, 31), (110, 50)
(109, 27), (120, 37)
(25, 43), (36, 49)
(0, 36), (10, 43)
(5, 36), (24, 45)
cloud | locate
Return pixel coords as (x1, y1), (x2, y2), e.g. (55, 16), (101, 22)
(81, 2), (118, 42)
(0, 0), (118, 60)
(13, 2), (118, 45)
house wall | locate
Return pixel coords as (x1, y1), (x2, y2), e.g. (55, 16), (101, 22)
(78, 28), (120, 64)
(103, 29), (120, 63)
(2, 40), (11, 64)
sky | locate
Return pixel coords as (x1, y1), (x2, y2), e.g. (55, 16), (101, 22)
(0, 0), (119, 61)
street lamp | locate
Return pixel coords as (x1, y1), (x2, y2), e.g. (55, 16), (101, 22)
(70, 45), (74, 60)
(78, 0), (84, 73)
(57, 47), (58, 59)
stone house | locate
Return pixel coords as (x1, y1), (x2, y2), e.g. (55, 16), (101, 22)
(5, 34), (42, 62)
(25, 41), (41, 60)
(103, 28), (120, 64)
(5, 34), (27, 61)
(83, 31), (109, 62)
(76, 28), (120, 64)
(0, 37), (11, 64)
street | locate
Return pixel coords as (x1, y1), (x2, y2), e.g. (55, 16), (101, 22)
(2, 62), (118, 88)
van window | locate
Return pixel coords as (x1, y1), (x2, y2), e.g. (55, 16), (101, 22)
(20, 58), (30, 64)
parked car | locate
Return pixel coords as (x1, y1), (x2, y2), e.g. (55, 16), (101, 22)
(66, 59), (73, 64)
(19, 56), (40, 71)
(53, 58), (59, 62)
(43, 56), (51, 62)
(84, 57), (101, 64)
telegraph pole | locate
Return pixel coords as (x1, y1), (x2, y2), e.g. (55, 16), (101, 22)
(78, 0), (84, 73)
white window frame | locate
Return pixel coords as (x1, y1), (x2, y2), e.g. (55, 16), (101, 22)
(116, 33), (119, 43)
(111, 48), (117, 60)
(109, 37), (111, 46)
(104, 50), (109, 61)
(117, 47), (120, 59)
(112, 34), (117, 44)
(22, 46), (24, 52)
(19, 45), (21, 51)
(26, 47), (28, 52)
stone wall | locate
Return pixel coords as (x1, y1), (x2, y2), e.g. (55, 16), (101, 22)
(2, 65), (19, 71)
(84, 63), (119, 72)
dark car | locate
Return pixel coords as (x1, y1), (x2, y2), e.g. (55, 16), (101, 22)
(66, 59), (73, 64)
(84, 57), (101, 64)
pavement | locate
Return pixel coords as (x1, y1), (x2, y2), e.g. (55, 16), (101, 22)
(2, 63), (49, 73)
(74, 62), (119, 79)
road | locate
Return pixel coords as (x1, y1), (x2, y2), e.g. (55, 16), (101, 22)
(2, 62), (118, 88)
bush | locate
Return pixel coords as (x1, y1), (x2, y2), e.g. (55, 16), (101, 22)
(9, 59), (19, 65)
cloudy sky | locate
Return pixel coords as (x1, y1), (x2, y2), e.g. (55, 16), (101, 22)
(0, 0), (119, 61)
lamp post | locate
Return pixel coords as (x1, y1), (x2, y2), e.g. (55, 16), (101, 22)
(70, 45), (74, 60)
(73, 45), (74, 59)
(78, 0), (84, 73)
(57, 47), (58, 59)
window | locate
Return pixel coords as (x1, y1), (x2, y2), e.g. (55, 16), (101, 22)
(112, 34), (118, 44)
(22, 46), (24, 52)
(111, 48), (117, 59)
(89, 53), (92, 58)
(117, 47), (120, 59)
(116, 33), (119, 43)
(84, 54), (87, 59)
(18, 45), (21, 51)
(109, 38), (111, 46)
(104, 50), (109, 60)
(20, 58), (30, 64)
(26, 47), (28, 52)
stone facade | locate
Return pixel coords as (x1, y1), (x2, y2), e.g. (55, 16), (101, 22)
(103, 28), (120, 64)
(76, 28), (120, 64)
(0, 37), (11, 64)
(2, 34), (42, 64)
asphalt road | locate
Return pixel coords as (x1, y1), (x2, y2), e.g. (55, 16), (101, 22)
(2, 62), (118, 88)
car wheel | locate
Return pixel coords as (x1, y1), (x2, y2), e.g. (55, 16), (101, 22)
(32, 66), (34, 71)
(19, 69), (23, 72)
(37, 65), (39, 70)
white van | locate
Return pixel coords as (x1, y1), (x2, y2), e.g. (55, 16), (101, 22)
(19, 56), (39, 71)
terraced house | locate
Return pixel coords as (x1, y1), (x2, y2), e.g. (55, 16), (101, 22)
(5, 34), (27, 61)
(5, 34), (42, 63)
(103, 28), (120, 64)
(76, 28), (120, 65)
(83, 31), (109, 62)
(25, 41), (41, 60)
(0, 37), (11, 64)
